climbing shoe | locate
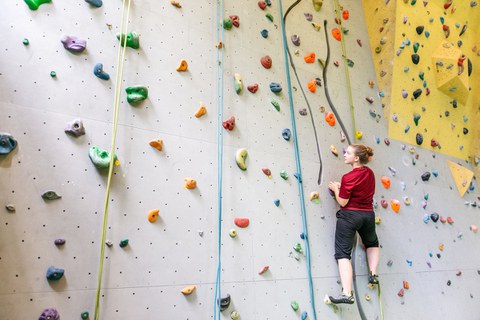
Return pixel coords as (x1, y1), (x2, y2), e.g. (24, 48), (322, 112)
(368, 274), (379, 285)
(329, 293), (354, 304)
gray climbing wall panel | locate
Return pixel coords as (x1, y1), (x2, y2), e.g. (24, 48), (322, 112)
(0, 0), (479, 319)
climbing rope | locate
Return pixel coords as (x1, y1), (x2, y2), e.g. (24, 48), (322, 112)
(283, 0), (324, 186)
(279, 1), (318, 319)
(93, 0), (131, 319)
(332, 0), (358, 142)
(320, 19), (352, 145)
(213, 0), (225, 318)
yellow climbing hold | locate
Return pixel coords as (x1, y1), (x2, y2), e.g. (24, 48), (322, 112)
(195, 103), (207, 118)
(312, 0), (323, 11)
(147, 209), (159, 223)
(181, 285), (196, 295)
(355, 131), (363, 140)
(176, 60), (188, 72)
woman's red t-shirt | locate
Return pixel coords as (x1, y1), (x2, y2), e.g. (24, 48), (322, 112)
(339, 166), (375, 211)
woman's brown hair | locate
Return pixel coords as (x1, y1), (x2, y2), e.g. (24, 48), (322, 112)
(351, 144), (374, 164)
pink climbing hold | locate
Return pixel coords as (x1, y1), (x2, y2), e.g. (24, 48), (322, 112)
(234, 217), (250, 228)
(381, 200), (388, 208)
(222, 116), (235, 131)
(398, 288), (405, 297)
(262, 167), (272, 177)
(258, 265), (269, 275)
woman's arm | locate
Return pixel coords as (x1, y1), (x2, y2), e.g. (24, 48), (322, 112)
(328, 181), (349, 207)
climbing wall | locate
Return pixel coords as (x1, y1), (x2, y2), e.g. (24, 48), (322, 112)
(0, 1), (479, 320)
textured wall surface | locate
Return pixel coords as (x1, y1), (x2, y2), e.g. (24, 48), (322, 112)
(0, 1), (479, 320)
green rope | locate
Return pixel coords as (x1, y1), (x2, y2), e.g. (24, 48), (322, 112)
(333, 0), (357, 142)
(93, 0), (131, 319)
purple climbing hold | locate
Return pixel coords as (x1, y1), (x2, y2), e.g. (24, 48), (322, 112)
(38, 308), (60, 320)
(54, 238), (66, 246)
(64, 119), (85, 137)
(291, 34), (300, 46)
(60, 35), (87, 53)
(299, 108), (307, 115)
(304, 13), (313, 21)
(402, 89), (408, 98)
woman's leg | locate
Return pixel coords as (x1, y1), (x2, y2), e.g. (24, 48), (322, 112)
(338, 258), (353, 294)
(367, 247), (380, 275)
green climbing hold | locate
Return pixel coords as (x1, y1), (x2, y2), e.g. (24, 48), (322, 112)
(280, 170), (288, 180)
(413, 113), (421, 126)
(411, 0), (417, 5)
(293, 243), (303, 253)
(413, 42), (419, 53)
(223, 18), (233, 30)
(23, 38), (29, 45)
(50, 71), (56, 78)
(265, 13), (274, 22)
(291, 301), (299, 311)
(24, 0), (51, 10)
(116, 32), (140, 49)
(89, 146), (118, 170)
(81, 311), (89, 319)
(125, 85), (148, 104)
(271, 99), (280, 111)
(119, 239), (129, 248)
(375, 46), (382, 54)
(347, 59), (354, 67)
(411, 54), (420, 65)
(312, 0), (323, 11)
(419, 72), (424, 80)
(234, 73), (243, 94)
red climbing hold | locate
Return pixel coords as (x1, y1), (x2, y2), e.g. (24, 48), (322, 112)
(342, 9), (349, 20)
(398, 288), (405, 297)
(258, 1), (267, 10)
(229, 15), (240, 28)
(222, 116), (236, 131)
(447, 217), (454, 224)
(234, 217), (250, 228)
(444, 0), (452, 9)
(247, 83), (259, 93)
(261, 55), (272, 69)
(332, 28), (341, 41)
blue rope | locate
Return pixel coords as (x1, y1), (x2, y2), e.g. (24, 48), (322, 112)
(213, 0), (225, 318)
(278, 1), (318, 319)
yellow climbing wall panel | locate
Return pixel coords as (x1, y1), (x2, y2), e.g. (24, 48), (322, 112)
(386, 2), (479, 161)
(447, 160), (474, 197)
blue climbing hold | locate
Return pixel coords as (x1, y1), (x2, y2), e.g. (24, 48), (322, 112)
(425, 31), (430, 38)
(261, 29), (269, 38)
(404, 125), (410, 133)
(440, 17), (445, 24)
(294, 172), (302, 183)
(46, 266), (65, 281)
(300, 232), (305, 239)
(274, 199), (280, 207)
(282, 128), (291, 141)
(269, 82), (282, 93)
(85, 0), (102, 7)
(423, 213), (430, 224)
(432, 170), (438, 177)
(301, 311), (308, 320)
(93, 63), (110, 80)
(0, 133), (17, 155)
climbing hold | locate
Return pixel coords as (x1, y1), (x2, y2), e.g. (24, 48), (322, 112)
(218, 294), (231, 311)
(63, 119), (86, 138)
(421, 172), (431, 181)
(234, 73), (243, 94)
(42, 191), (61, 201)
(260, 55), (272, 69)
(149, 139), (163, 151)
(307, 79), (317, 93)
(119, 239), (129, 248)
(60, 35), (87, 53)
(331, 28), (341, 41)
(24, 0), (51, 10)
(329, 145), (338, 157)
(184, 178), (197, 189)
(229, 15), (240, 28)
(270, 82), (282, 93)
(375, 46), (382, 54)
(311, 22), (322, 31)
(347, 59), (354, 68)
(280, 170), (288, 180)
(271, 99), (280, 111)
(5, 204), (15, 212)
(258, 265), (269, 275)
(80, 311), (90, 319)
(430, 212), (439, 222)
(147, 209), (159, 223)
(413, 42), (420, 53)
(46, 266), (64, 281)
(261, 29), (269, 38)
(125, 86), (148, 104)
(325, 112), (336, 126)
(309, 191), (319, 202)
(234, 218), (250, 228)
(229, 229), (237, 238)
(223, 18), (233, 30)
(343, 9), (349, 20)
(301, 311), (308, 320)
(282, 128), (291, 141)
(170, 0), (181, 7)
(93, 63), (110, 80)
(291, 301), (299, 311)
(402, 89), (408, 99)
(381, 200), (388, 209)
(411, 54), (420, 64)
(375, 216), (382, 224)
(85, 0), (102, 7)
(247, 83), (259, 93)
(340, 131), (346, 142)
(366, 97), (374, 104)
(403, 197), (411, 205)
(413, 114), (421, 126)
(235, 148), (248, 170)
(416, 133), (423, 145)
(357, 39), (362, 47)
(222, 116), (236, 131)
(38, 308), (60, 320)
(54, 238), (65, 246)
(293, 243), (303, 253)
(262, 167), (272, 178)
(447, 217), (454, 224)
(463, 128), (469, 135)
(390, 199), (400, 213)
(0, 133), (17, 155)
(265, 13), (274, 22)
(195, 103), (207, 118)
(312, 0), (323, 10)
(230, 311), (240, 320)
(116, 32), (140, 49)
(180, 285), (196, 295)
(413, 88), (422, 100)
(470, 225), (478, 233)
(416, 25), (424, 35)
(176, 60), (188, 72)
(381, 176), (391, 189)
(258, 1), (267, 9)
(355, 131), (363, 140)
(273, 199), (280, 207)
(304, 52), (316, 63)
(304, 13), (313, 21)
(291, 35), (300, 46)
(404, 125), (410, 133)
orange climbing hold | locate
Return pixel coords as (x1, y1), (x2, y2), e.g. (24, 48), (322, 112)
(304, 52), (316, 63)
(307, 79), (317, 93)
(147, 209), (159, 223)
(149, 139), (163, 151)
(234, 217), (250, 228)
(342, 9), (349, 20)
(181, 285), (196, 295)
(195, 103), (207, 118)
(332, 28), (341, 41)
(390, 199), (400, 213)
(325, 112), (336, 126)
(381, 176), (391, 189)
(176, 59), (188, 71)
(403, 280), (410, 289)
(184, 178), (197, 189)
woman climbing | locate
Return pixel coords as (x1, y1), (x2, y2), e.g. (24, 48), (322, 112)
(328, 144), (380, 304)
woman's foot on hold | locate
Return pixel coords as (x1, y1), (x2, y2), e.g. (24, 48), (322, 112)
(329, 292), (354, 304)
(368, 273), (379, 285)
